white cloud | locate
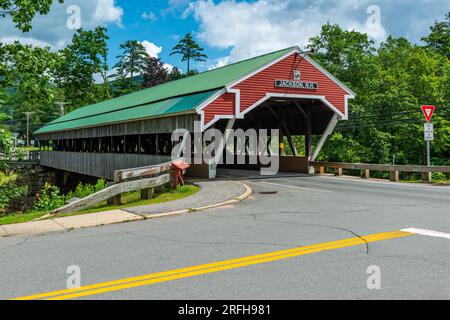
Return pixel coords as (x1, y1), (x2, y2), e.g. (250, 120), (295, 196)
(142, 11), (157, 21)
(93, 0), (124, 26)
(0, 36), (52, 48)
(163, 63), (174, 72)
(141, 40), (163, 58)
(188, 0), (449, 64)
(190, 0), (387, 64)
(208, 56), (231, 70)
(140, 41), (174, 72)
(0, 0), (124, 50)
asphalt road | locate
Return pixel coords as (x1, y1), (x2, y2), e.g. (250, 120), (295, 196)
(1, 175), (450, 300)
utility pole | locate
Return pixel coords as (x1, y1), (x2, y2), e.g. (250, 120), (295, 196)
(55, 102), (70, 117)
(24, 112), (35, 148)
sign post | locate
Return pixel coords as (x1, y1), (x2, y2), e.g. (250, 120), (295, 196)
(421, 105), (435, 167)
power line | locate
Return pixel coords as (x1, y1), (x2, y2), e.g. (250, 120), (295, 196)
(348, 106), (450, 121)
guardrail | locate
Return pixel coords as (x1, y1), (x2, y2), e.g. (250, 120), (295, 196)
(1, 150), (40, 162)
(28, 150), (40, 161)
(50, 160), (177, 215)
(310, 161), (450, 182)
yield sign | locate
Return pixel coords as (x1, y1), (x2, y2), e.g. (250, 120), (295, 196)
(421, 105), (435, 123)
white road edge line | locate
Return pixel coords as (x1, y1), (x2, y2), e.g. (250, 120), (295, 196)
(401, 228), (450, 240)
(319, 175), (450, 190)
(260, 181), (331, 193)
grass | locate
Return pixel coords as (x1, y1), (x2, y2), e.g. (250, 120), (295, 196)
(63, 185), (199, 217)
(0, 211), (47, 226)
(401, 179), (450, 184)
(0, 185), (200, 225)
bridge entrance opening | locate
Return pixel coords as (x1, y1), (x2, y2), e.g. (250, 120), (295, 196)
(208, 96), (338, 178)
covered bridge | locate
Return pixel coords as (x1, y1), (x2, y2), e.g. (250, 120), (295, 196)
(35, 47), (355, 180)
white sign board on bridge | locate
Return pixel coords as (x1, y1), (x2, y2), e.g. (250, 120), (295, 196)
(424, 123), (434, 141)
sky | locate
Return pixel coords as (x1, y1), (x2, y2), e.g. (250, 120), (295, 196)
(0, 0), (449, 73)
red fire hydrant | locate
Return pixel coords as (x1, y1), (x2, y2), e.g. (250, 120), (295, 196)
(172, 160), (190, 190)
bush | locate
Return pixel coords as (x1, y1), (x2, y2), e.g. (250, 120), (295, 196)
(66, 179), (108, 200)
(94, 178), (107, 192)
(0, 183), (28, 209)
(15, 148), (26, 161)
(432, 172), (447, 181)
(74, 182), (94, 199)
(33, 183), (65, 212)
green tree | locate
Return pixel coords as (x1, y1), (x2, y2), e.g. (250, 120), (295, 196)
(0, 42), (58, 134)
(307, 23), (450, 166)
(0, 0), (64, 32)
(0, 129), (14, 160)
(113, 40), (149, 92)
(53, 27), (111, 110)
(422, 12), (450, 59)
(142, 57), (169, 88)
(170, 33), (207, 74)
(0, 90), (12, 126)
(307, 23), (377, 91)
(168, 67), (183, 81)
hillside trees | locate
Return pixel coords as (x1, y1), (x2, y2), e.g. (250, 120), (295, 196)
(53, 27), (111, 111)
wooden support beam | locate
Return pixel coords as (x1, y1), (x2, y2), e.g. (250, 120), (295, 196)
(310, 114), (339, 162)
(319, 166), (325, 175)
(141, 187), (154, 200)
(361, 169), (370, 179)
(389, 171), (399, 182)
(294, 102), (308, 118)
(422, 172), (432, 182)
(267, 106), (298, 156)
(305, 110), (312, 159)
(334, 167), (343, 176)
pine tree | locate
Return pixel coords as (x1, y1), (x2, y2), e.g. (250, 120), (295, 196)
(114, 41), (149, 89)
(170, 33), (207, 74)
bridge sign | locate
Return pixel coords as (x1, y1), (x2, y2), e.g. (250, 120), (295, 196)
(421, 105), (435, 123)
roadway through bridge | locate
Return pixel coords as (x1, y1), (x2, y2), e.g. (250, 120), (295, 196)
(1, 175), (450, 300)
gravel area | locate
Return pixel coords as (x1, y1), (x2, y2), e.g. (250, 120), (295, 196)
(125, 181), (246, 215)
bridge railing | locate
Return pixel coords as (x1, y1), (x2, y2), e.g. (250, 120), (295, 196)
(50, 160), (178, 215)
(310, 161), (450, 182)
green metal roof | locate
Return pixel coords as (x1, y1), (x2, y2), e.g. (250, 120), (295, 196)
(35, 47), (295, 134)
(35, 90), (220, 134)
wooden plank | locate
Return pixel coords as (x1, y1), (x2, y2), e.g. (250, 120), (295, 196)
(50, 174), (170, 215)
(115, 160), (175, 181)
(310, 161), (450, 174)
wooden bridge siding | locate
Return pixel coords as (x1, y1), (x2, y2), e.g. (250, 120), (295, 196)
(40, 151), (172, 180)
(36, 113), (198, 141)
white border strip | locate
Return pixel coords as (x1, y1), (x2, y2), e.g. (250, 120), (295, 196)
(402, 228), (450, 240)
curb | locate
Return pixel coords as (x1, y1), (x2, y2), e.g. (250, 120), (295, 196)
(0, 182), (252, 238)
(132, 182), (253, 220)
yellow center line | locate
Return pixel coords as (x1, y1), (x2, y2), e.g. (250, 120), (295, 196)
(12, 230), (412, 300)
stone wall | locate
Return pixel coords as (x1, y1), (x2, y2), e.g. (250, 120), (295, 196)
(5, 161), (56, 211)
(7, 162), (56, 194)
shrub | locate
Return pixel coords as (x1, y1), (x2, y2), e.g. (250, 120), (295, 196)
(177, 185), (191, 193)
(15, 148), (26, 161)
(94, 178), (107, 192)
(432, 172), (447, 181)
(33, 183), (65, 212)
(66, 179), (108, 200)
(0, 183), (28, 209)
(74, 182), (94, 199)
